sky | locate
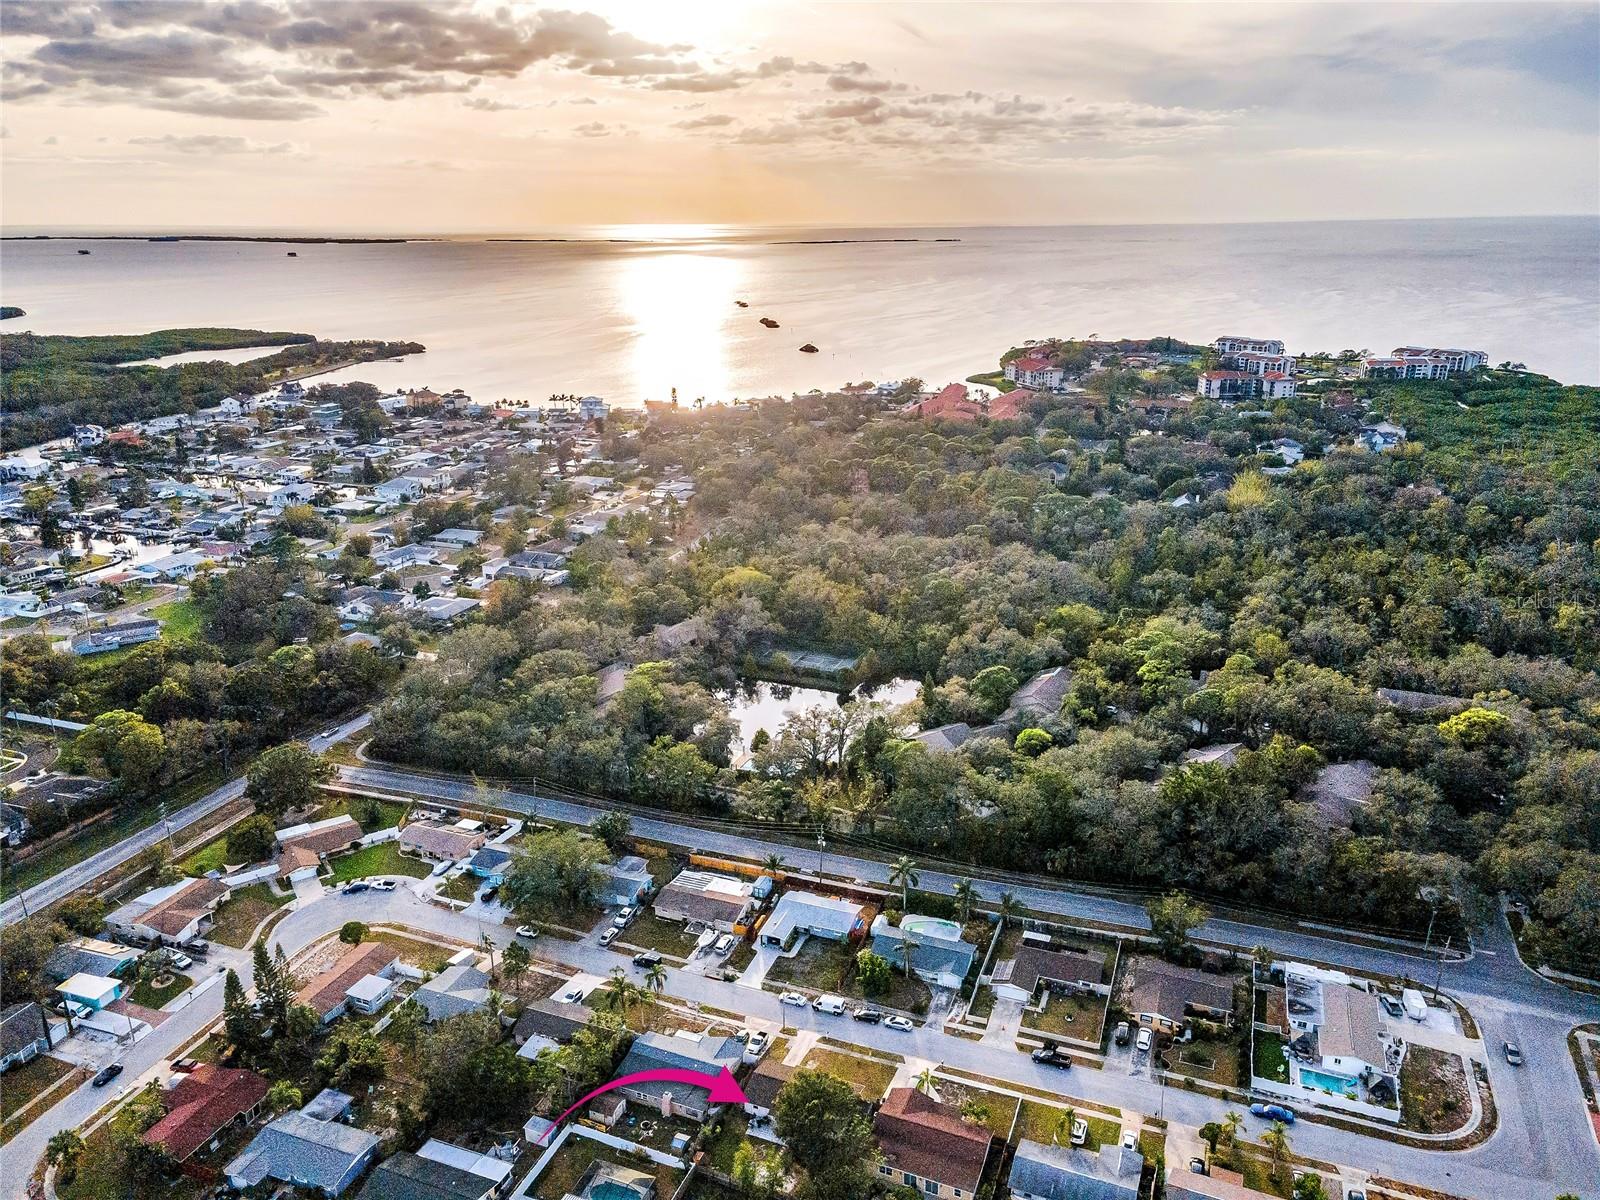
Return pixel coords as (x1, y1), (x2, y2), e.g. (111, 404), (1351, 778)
(2, 0), (1597, 231)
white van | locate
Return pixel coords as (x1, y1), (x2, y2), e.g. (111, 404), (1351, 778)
(813, 994), (847, 1015)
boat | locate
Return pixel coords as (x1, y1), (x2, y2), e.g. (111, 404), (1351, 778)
(695, 928), (717, 953)
(286, 251), (298, 257)
(77, 249), (92, 255)
(760, 317), (779, 328)
(799, 343), (818, 353)
(735, 300), (749, 308)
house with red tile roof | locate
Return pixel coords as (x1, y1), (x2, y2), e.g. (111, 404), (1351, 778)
(1005, 356), (1066, 391)
(905, 384), (984, 422)
(986, 389), (1037, 421)
(143, 1064), (269, 1162)
(873, 1087), (994, 1200)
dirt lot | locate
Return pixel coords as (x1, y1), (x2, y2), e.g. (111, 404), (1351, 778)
(1399, 1045), (1472, 1134)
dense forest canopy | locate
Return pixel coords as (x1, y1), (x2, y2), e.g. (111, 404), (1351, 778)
(367, 366), (1600, 971)
(0, 327), (423, 449)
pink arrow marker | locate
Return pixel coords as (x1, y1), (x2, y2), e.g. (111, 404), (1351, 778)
(536, 1066), (747, 1144)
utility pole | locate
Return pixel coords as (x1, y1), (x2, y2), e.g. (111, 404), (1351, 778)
(816, 828), (826, 879)
(1432, 935), (1452, 1002)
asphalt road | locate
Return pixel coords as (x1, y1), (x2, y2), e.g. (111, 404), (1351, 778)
(0, 713), (372, 926)
(338, 763), (1600, 1200)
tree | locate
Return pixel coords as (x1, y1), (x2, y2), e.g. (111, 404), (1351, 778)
(855, 949), (893, 997)
(913, 1066), (937, 1095)
(762, 853), (786, 877)
(66, 710), (165, 793)
(227, 814), (279, 864)
(1146, 891), (1209, 958)
(340, 921), (368, 945)
(969, 665), (1020, 716)
(503, 829), (609, 914)
(222, 968), (259, 1053)
(1015, 728), (1053, 756)
(1438, 706), (1513, 750)
(890, 855), (919, 912)
(952, 877), (978, 923)
(1261, 1121), (1291, 1183)
(418, 1010), (535, 1123)
(599, 967), (642, 1016)
(251, 942), (295, 1031)
(45, 1129), (85, 1181)
(996, 891), (1022, 929)
(56, 894), (106, 937)
(772, 1069), (878, 1196)
(245, 742), (334, 819)
(644, 961), (669, 997)
(503, 939), (531, 985)
(1292, 1174), (1328, 1200)
(266, 1080), (303, 1112)
(316, 1022), (387, 1087)
(591, 811), (632, 853)
(731, 1140), (781, 1199)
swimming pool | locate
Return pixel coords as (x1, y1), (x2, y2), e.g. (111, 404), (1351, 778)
(899, 915), (963, 941)
(1298, 1067), (1358, 1095)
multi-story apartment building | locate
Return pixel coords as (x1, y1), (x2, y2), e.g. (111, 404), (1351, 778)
(1197, 370), (1296, 401)
(1212, 336), (1285, 357)
(1360, 346), (1488, 379)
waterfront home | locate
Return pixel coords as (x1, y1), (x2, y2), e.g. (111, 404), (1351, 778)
(653, 870), (756, 931)
(226, 1105), (382, 1196)
(908, 722), (979, 755)
(1007, 1138), (1144, 1200)
(106, 876), (228, 945)
(869, 915), (978, 989)
(412, 963), (493, 1023)
(143, 1065), (269, 1163)
(296, 942), (400, 1024)
(0, 1002), (53, 1072)
(905, 383), (984, 422)
(1005, 355), (1066, 391)
(758, 891), (867, 950)
(611, 1031), (743, 1121)
(873, 1087), (993, 1200)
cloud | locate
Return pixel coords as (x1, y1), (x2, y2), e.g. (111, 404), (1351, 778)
(573, 121), (611, 137)
(463, 95), (526, 112)
(128, 133), (299, 154)
(826, 72), (898, 94)
(674, 113), (736, 129)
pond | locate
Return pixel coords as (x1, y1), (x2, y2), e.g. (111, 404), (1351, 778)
(721, 677), (919, 751)
(115, 344), (286, 369)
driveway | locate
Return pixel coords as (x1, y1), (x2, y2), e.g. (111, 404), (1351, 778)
(980, 996), (1025, 1047)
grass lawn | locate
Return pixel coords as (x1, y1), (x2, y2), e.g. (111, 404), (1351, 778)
(150, 599), (204, 642)
(801, 1047), (898, 1100)
(968, 986), (996, 1021)
(926, 1078), (1021, 1138)
(326, 841), (432, 883)
(177, 837), (230, 876)
(767, 938), (930, 1013)
(0, 1055), (82, 1130)
(130, 970), (193, 1008)
(370, 931), (457, 972)
(618, 910), (698, 957)
(1253, 1030), (1289, 1083)
(438, 872), (482, 903)
(57, 1087), (206, 1200)
(1015, 1099), (1121, 1150)
(1026, 990), (1107, 1043)
(209, 883), (292, 947)
(530, 1133), (683, 1200)
(1399, 1046), (1471, 1134)
(1169, 1030), (1244, 1087)
(311, 793), (410, 833)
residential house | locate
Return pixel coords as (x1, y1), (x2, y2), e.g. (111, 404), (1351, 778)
(296, 942), (400, 1024)
(0, 1002), (53, 1072)
(412, 962), (492, 1023)
(741, 1056), (795, 1119)
(106, 877), (228, 945)
(130, 549), (209, 581)
(1256, 438), (1305, 466)
(416, 596), (480, 623)
(872, 1087), (993, 1200)
(758, 891), (867, 950)
(909, 722), (978, 755)
(143, 1065), (269, 1163)
(374, 477), (426, 505)
(1355, 420), (1408, 452)
(69, 617), (162, 656)
(46, 937), (139, 983)
(0, 803), (26, 848)
(998, 665), (1073, 725)
(611, 1031), (743, 1121)
(226, 1106), (382, 1196)
(354, 1151), (500, 1200)
(905, 383), (984, 422)
(991, 943), (1106, 1005)
(374, 544), (437, 570)
(1005, 356), (1066, 391)
(652, 870), (756, 931)
(467, 846), (516, 886)
(56, 973), (125, 1012)
(578, 396), (609, 422)
(276, 814), (364, 881)
(399, 820), (489, 864)
(513, 999), (593, 1059)
(1180, 743), (1243, 769)
(869, 915), (978, 989)
(599, 855), (654, 907)
(1122, 958), (1236, 1032)
(1006, 1138), (1144, 1200)
(986, 388), (1038, 420)
(1300, 760), (1378, 829)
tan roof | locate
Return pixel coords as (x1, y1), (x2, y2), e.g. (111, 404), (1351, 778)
(1317, 986), (1385, 1066)
(296, 942), (398, 1018)
(874, 1088), (992, 1192)
(1125, 958), (1235, 1022)
(139, 878), (228, 937)
(742, 1058), (795, 1110)
(1003, 944), (1105, 994)
(280, 816), (362, 857)
(277, 844), (323, 879)
(399, 822), (487, 858)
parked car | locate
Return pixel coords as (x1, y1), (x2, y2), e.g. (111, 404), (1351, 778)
(780, 991), (809, 1008)
(883, 1015), (915, 1032)
(1188, 1158), (1209, 1175)
(852, 1007), (883, 1023)
(1070, 1117), (1088, 1146)
(1249, 1102), (1296, 1124)
(92, 1063), (123, 1088)
(1121, 1130), (1138, 1152)
(632, 950), (662, 967)
(1135, 1028), (1152, 1052)
(744, 1030), (771, 1057)
(516, 925), (540, 940)
(614, 906), (636, 926)
(1377, 994), (1403, 1018)
(1503, 1041), (1523, 1066)
(813, 994), (847, 1015)
(713, 934), (736, 957)
(598, 927), (619, 947)
(1113, 1021), (1131, 1046)
(371, 879), (397, 892)
(181, 939), (209, 957)
(482, 886), (500, 902)
(168, 952), (193, 970)
(1031, 1045), (1072, 1069)
(343, 881), (370, 894)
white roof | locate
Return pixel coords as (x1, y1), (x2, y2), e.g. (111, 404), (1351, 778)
(415, 1139), (513, 1183)
(57, 973), (121, 1003)
(345, 974), (395, 1003)
(762, 891), (864, 943)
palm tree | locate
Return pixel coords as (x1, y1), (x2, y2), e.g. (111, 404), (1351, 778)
(996, 891), (1023, 929)
(952, 877), (978, 924)
(1262, 1121), (1291, 1182)
(762, 853), (786, 878)
(644, 962), (668, 998)
(601, 968), (640, 1015)
(898, 930), (919, 978)
(913, 1067), (938, 1096)
(1220, 1110), (1243, 1153)
(479, 932), (498, 977)
(46, 1130), (84, 1175)
(1051, 1107), (1076, 1146)
(890, 856), (919, 911)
